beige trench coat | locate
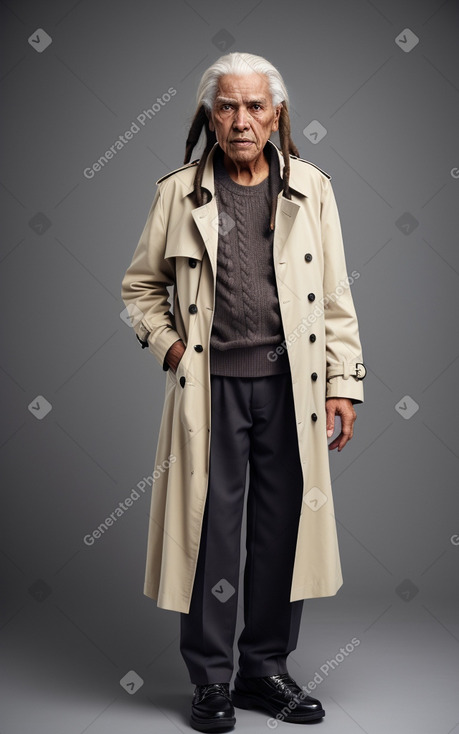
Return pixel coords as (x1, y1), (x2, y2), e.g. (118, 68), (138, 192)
(121, 140), (365, 613)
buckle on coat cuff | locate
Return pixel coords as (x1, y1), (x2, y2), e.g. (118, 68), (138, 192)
(136, 334), (149, 349)
(355, 362), (367, 380)
(327, 361), (367, 381)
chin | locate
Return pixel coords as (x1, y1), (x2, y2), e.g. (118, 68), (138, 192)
(230, 148), (259, 160)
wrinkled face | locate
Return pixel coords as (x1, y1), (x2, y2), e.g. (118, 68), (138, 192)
(208, 73), (281, 166)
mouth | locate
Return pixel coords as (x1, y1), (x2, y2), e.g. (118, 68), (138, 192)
(231, 140), (254, 146)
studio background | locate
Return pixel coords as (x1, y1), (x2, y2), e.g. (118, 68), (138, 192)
(1, 1), (458, 733)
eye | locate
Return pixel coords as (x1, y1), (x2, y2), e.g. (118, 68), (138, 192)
(251, 104), (262, 111)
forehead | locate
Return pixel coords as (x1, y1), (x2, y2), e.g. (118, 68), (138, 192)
(214, 73), (272, 102)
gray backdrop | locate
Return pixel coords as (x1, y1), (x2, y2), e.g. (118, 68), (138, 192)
(1, 1), (459, 733)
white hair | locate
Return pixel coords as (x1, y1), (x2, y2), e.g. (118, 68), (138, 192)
(197, 52), (289, 111)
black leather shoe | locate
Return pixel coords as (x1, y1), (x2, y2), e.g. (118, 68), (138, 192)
(232, 672), (325, 723)
(190, 682), (236, 732)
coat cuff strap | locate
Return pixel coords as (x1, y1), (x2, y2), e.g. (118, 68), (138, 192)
(327, 361), (367, 381)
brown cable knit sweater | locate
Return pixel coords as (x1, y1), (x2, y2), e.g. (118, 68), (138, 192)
(209, 144), (290, 376)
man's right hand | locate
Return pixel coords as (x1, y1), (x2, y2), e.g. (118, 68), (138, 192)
(165, 339), (186, 373)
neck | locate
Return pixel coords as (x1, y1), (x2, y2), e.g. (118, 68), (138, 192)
(223, 149), (269, 186)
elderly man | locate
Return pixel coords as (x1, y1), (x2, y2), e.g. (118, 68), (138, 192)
(122, 52), (365, 731)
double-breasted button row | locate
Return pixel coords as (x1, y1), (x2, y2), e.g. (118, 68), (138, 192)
(305, 254), (317, 423)
(305, 254), (315, 303)
(188, 303), (198, 314)
(188, 258), (197, 268)
(311, 374), (318, 418)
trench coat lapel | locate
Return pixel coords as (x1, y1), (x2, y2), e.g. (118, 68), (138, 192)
(191, 201), (219, 276)
(189, 142), (303, 271)
(190, 147), (219, 276)
(274, 197), (301, 257)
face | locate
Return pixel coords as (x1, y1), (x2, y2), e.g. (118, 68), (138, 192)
(208, 73), (281, 166)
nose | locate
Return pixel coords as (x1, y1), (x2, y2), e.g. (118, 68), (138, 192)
(233, 106), (249, 130)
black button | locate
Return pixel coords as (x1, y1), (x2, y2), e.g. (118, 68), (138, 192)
(179, 376), (186, 388)
(188, 304), (198, 314)
(194, 344), (203, 352)
(308, 293), (315, 302)
(305, 253), (313, 262)
(309, 334), (316, 342)
(311, 372), (318, 381)
(311, 413), (318, 422)
(188, 258), (197, 268)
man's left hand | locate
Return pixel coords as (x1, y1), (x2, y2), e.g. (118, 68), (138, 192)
(325, 398), (357, 452)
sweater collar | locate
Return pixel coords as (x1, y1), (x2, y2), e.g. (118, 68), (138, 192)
(183, 139), (315, 200)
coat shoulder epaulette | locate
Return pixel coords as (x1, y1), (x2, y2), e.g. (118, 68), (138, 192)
(155, 160), (199, 185)
(289, 154), (331, 180)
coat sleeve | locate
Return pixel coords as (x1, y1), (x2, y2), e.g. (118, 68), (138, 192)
(320, 176), (365, 404)
(121, 187), (181, 371)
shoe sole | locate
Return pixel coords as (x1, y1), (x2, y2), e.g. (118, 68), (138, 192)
(190, 713), (236, 732)
(231, 690), (325, 723)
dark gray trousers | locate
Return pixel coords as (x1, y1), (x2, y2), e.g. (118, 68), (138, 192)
(180, 373), (305, 685)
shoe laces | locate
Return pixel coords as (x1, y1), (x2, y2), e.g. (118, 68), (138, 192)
(198, 682), (231, 700)
(270, 673), (302, 696)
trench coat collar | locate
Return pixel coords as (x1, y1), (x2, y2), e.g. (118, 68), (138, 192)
(183, 139), (320, 201)
(188, 140), (319, 273)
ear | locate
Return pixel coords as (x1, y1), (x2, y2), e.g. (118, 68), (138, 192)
(271, 103), (282, 133)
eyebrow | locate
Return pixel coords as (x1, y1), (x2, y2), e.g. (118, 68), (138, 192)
(215, 96), (268, 106)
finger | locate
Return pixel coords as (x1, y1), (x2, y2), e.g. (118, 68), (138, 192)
(337, 422), (354, 451)
(326, 405), (336, 438)
(328, 433), (342, 451)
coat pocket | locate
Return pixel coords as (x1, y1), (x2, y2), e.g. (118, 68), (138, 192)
(171, 353), (190, 428)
